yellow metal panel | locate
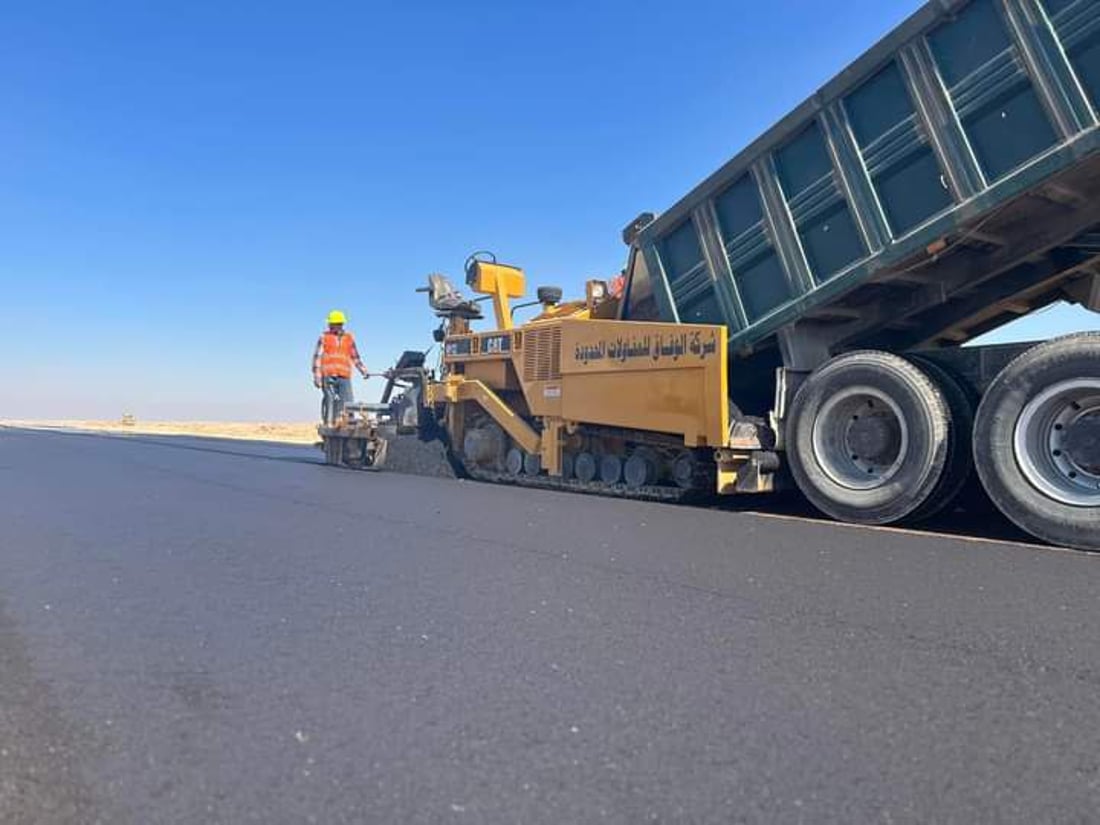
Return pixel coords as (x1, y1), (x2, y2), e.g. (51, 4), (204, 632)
(517, 324), (562, 383)
(717, 466), (739, 495)
(468, 261), (525, 298)
(558, 319), (728, 446)
(464, 360), (515, 390)
(453, 379), (541, 455)
(524, 381), (563, 418)
(540, 418), (564, 476)
(425, 380), (444, 406)
(469, 262), (526, 331)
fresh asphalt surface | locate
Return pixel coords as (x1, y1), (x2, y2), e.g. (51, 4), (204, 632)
(2, 429), (1099, 824)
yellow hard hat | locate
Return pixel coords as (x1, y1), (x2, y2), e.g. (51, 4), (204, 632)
(327, 309), (347, 325)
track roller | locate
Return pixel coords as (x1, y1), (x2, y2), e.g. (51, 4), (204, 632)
(599, 454), (623, 485)
(671, 450), (702, 490)
(505, 447), (524, 476)
(574, 452), (598, 483)
(624, 448), (658, 489)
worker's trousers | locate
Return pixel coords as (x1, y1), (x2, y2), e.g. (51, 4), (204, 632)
(321, 376), (354, 425)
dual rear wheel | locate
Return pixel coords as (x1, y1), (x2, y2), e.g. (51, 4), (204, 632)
(786, 335), (1100, 550)
(785, 350), (969, 526)
(973, 333), (1100, 550)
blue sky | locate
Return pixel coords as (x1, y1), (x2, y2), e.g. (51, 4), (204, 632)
(3, 0), (1097, 420)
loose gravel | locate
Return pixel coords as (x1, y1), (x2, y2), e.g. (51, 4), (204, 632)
(379, 432), (458, 478)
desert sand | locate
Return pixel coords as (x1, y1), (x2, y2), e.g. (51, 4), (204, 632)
(0, 420), (320, 445)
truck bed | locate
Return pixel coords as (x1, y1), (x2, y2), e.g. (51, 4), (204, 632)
(623, 0), (1100, 361)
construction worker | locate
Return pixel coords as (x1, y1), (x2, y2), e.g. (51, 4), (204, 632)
(609, 270), (626, 298)
(312, 310), (370, 425)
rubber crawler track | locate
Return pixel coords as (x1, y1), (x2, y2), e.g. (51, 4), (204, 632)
(458, 458), (710, 505)
(328, 429), (711, 504)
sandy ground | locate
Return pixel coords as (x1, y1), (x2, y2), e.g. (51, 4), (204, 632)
(0, 420), (320, 445)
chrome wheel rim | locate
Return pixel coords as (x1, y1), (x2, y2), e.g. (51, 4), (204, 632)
(811, 386), (910, 491)
(1013, 378), (1100, 507)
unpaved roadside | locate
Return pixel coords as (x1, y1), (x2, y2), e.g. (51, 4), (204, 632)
(0, 421), (319, 446)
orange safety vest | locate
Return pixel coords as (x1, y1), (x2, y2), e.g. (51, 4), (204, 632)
(319, 331), (357, 378)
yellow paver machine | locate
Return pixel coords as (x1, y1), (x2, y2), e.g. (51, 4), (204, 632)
(344, 0), (1100, 551)
(408, 258), (769, 502)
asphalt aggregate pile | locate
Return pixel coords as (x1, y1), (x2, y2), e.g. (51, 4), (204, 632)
(380, 433), (458, 478)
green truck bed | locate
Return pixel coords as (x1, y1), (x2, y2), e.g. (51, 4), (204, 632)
(622, 0), (1100, 368)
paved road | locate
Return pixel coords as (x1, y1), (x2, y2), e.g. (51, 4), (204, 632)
(2, 428), (1099, 824)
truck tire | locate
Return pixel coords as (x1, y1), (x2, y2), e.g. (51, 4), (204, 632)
(973, 333), (1100, 551)
(785, 350), (951, 525)
(904, 359), (975, 523)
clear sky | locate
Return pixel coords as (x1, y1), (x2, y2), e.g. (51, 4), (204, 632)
(3, 0), (1097, 421)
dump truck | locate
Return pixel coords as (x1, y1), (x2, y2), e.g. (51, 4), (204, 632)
(333, 0), (1100, 550)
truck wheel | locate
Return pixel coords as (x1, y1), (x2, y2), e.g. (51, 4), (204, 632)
(973, 333), (1100, 551)
(904, 359), (975, 523)
(785, 350), (950, 525)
